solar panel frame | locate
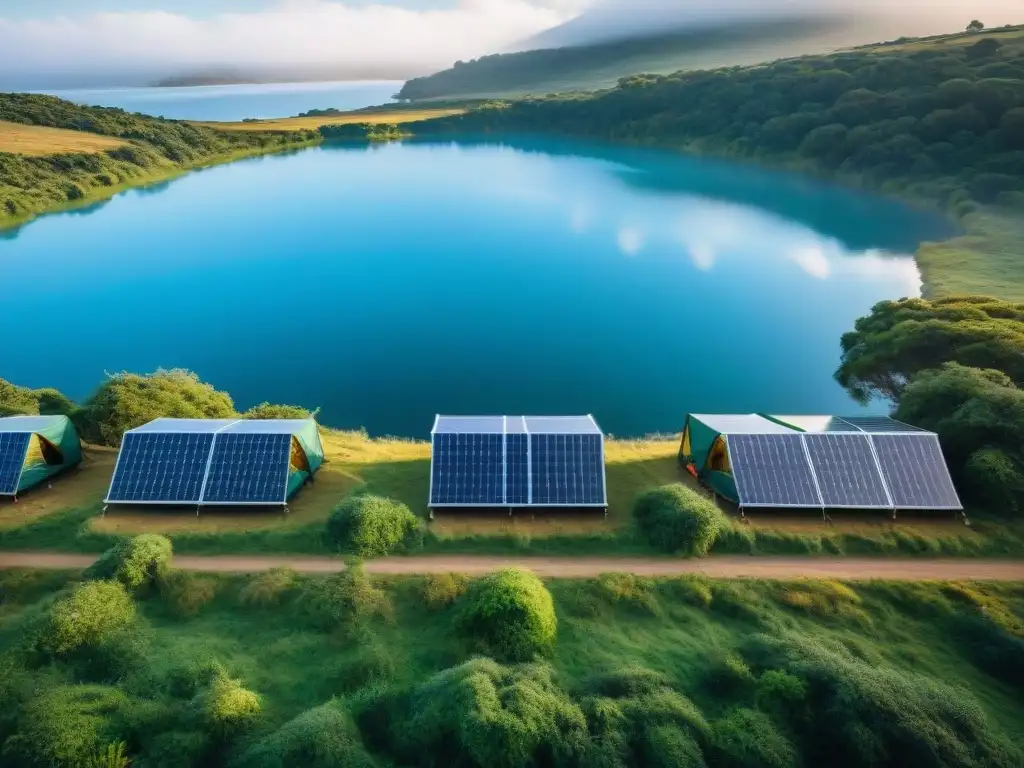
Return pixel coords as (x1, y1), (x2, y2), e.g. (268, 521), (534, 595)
(428, 415), (607, 508)
(728, 433), (824, 508)
(0, 432), (31, 496)
(105, 431), (216, 505)
(803, 433), (893, 509)
(870, 434), (963, 510)
(201, 432), (292, 505)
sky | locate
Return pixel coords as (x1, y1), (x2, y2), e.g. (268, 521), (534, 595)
(0, 0), (1020, 89)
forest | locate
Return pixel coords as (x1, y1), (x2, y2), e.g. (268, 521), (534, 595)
(0, 94), (318, 229)
(410, 26), (1024, 297)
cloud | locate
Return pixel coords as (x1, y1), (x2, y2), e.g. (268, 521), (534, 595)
(616, 226), (643, 256)
(0, 0), (578, 86)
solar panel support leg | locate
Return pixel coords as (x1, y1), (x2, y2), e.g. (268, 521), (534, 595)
(428, 508), (434, 521)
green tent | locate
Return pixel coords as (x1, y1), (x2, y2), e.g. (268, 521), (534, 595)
(0, 415), (82, 496)
(678, 414), (797, 503)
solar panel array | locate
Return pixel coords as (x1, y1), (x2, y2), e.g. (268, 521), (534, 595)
(727, 431), (961, 510)
(430, 416), (607, 507)
(0, 432), (31, 495)
(106, 420), (310, 505)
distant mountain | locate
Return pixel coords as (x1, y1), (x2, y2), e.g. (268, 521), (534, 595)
(397, 15), (864, 101)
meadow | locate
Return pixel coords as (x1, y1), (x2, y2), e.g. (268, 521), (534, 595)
(1, 429), (1021, 559)
(0, 562), (1022, 767)
(0, 122), (127, 156)
(194, 107), (465, 133)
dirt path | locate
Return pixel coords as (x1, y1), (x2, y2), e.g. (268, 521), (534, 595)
(0, 552), (1023, 580)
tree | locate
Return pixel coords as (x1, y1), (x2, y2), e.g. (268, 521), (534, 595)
(42, 581), (136, 656)
(233, 701), (374, 768)
(456, 568), (557, 661)
(896, 363), (1024, 512)
(967, 20), (985, 32)
(86, 534), (173, 591)
(835, 296), (1024, 403)
(243, 402), (312, 419)
(75, 369), (235, 446)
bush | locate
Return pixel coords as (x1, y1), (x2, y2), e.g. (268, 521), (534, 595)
(76, 369), (235, 446)
(1, 684), (128, 767)
(710, 707), (799, 768)
(87, 534), (173, 591)
(755, 670), (808, 720)
(80, 742), (130, 768)
(595, 573), (661, 616)
(327, 494), (421, 557)
(238, 568), (299, 608)
(233, 700), (375, 768)
(244, 402), (313, 420)
(704, 653), (755, 695)
(661, 575), (713, 608)
(298, 561), (391, 630)
(401, 658), (588, 768)
(42, 580), (135, 656)
(0, 378), (76, 416)
(455, 568), (557, 661)
(193, 671), (261, 736)
(422, 572), (469, 611)
(159, 570), (216, 618)
(633, 484), (727, 555)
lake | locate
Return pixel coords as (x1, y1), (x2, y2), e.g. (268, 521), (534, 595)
(0, 137), (954, 438)
(33, 81), (401, 121)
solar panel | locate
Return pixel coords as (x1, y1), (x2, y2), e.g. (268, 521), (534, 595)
(505, 433), (530, 505)
(202, 433), (291, 504)
(107, 432), (213, 503)
(530, 433), (605, 505)
(839, 416), (926, 433)
(0, 433), (30, 495)
(871, 434), (962, 509)
(728, 434), (822, 507)
(429, 432), (504, 505)
(803, 433), (891, 509)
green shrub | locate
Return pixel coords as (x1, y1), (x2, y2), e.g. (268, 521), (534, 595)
(633, 484), (727, 555)
(79, 741), (130, 768)
(1, 684), (128, 767)
(327, 494), (421, 557)
(704, 653), (755, 695)
(43, 580), (135, 656)
(582, 665), (671, 699)
(86, 534), (173, 591)
(422, 572), (469, 611)
(775, 580), (864, 620)
(0, 378), (76, 416)
(233, 700), (375, 768)
(159, 570), (216, 618)
(76, 370), (235, 446)
(333, 639), (396, 692)
(193, 671), (261, 736)
(755, 670), (808, 720)
(660, 575), (713, 608)
(595, 573), (661, 616)
(455, 568), (557, 661)
(964, 447), (1024, 514)
(401, 658), (588, 768)
(243, 402), (313, 419)
(238, 568), (299, 608)
(298, 561), (391, 630)
(710, 707), (799, 768)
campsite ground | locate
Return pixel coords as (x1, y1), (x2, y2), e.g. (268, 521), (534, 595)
(1, 430), (1021, 558)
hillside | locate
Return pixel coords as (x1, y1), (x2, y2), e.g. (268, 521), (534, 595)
(409, 26), (1024, 300)
(0, 94), (319, 230)
(397, 17), (854, 101)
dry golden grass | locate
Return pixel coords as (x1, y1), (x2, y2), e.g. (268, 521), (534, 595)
(0, 121), (127, 156)
(856, 26), (1024, 54)
(195, 108), (465, 133)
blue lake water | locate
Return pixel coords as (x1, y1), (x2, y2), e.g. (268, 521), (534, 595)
(0, 137), (954, 437)
(32, 81), (401, 121)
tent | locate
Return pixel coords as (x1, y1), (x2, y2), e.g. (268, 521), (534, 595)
(679, 413), (961, 511)
(105, 418), (325, 506)
(0, 415), (83, 497)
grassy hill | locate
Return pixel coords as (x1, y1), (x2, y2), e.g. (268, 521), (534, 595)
(0, 94), (319, 230)
(409, 25), (1024, 300)
(0, 565), (1022, 767)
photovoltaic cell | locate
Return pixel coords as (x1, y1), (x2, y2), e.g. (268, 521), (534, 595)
(202, 433), (291, 504)
(871, 434), (962, 509)
(728, 434), (821, 507)
(530, 433), (604, 505)
(839, 416), (925, 434)
(107, 432), (213, 503)
(430, 432), (504, 505)
(505, 434), (530, 505)
(803, 433), (890, 508)
(0, 433), (30, 495)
